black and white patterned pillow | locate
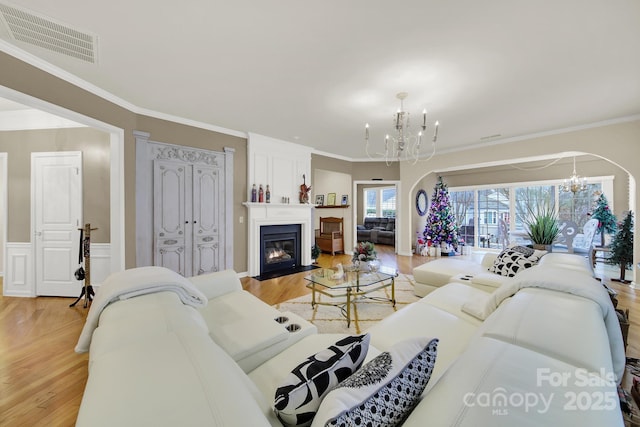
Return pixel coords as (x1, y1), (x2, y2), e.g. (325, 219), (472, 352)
(509, 245), (547, 261)
(490, 248), (538, 277)
(312, 337), (438, 427)
(274, 334), (370, 427)
(509, 245), (535, 257)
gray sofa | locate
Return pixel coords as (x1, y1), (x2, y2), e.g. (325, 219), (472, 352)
(356, 217), (395, 245)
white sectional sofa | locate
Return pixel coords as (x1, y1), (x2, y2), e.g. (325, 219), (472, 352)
(75, 257), (625, 426)
(413, 249), (595, 296)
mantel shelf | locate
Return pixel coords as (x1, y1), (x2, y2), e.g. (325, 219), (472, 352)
(316, 205), (350, 209)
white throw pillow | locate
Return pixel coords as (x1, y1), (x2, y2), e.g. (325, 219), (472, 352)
(312, 337), (438, 427)
(274, 334), (370, 427)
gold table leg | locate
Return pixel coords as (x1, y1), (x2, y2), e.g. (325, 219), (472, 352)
(346, 287), (352, 327)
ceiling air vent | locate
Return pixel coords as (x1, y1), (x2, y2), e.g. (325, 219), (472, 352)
(0, 3), (97, 63)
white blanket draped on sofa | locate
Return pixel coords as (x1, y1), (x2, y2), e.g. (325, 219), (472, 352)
(462, 265), (626, 382)
(75, 266), (208, 353)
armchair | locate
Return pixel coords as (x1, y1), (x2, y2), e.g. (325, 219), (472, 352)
(315, 217), (344, 255)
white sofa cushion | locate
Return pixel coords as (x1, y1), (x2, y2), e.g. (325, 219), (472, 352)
(538, 252), (594, 275)
(77, 331), (278, 427)
(403, 337), (622, 427)
(366, 302), (479, 383)
(274, 334), (370, 427)
(476, 288), (615, 378)
(188, 269), (243, 299)
(89, 292), (208, 366)
(469, 272), (511, 289)
(413, 258), (489, 288)
(199, 290), (289, 362)
(416, 282), (487, 326)
(312, 337), (438, 427)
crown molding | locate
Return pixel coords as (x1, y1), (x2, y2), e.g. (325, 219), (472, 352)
(0, 40), (247, 139)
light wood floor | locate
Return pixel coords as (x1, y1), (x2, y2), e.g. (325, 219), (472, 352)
(0, 247), (637, 426)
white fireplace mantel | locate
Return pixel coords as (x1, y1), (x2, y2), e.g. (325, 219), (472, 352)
(244, 202), (315, 277)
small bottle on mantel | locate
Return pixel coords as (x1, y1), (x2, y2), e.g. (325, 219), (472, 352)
(258, 184), (264, 203)
(266, 185), (271, 203)
(251, 184), (257, 202)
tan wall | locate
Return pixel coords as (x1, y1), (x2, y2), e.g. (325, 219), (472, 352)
(1, 51), (249, 271)
(0, 127), (111, 242)
(400, 120), (640, 279)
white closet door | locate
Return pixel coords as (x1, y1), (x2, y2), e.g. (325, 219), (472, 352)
(153, 160), (189, 276)
(148, 142), (228, 277)
(192, 164), (220, 275)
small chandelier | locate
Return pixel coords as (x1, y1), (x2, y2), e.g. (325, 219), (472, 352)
(364, 92), (439, 165)
(560, 157), (588, 193)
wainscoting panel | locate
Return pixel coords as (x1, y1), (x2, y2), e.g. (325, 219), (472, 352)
(5, 243), (33, 297)
(3, 242), (112, 297)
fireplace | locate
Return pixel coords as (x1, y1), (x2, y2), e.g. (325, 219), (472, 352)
(260, 224), (302, 275)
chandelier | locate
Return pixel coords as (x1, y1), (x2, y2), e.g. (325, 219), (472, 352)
(560, 157), (588, 193)
(364, 92), (439, 165)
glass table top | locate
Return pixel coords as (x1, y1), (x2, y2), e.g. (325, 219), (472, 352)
(304, 265), (397, 290)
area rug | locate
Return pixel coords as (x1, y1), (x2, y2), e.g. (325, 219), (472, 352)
(274, 274), (420, 334)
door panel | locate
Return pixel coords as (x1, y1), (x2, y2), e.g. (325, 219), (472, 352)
(154, 160), (189, 275)
(192, 165), (220, 274)
(33, 152), (82, 297)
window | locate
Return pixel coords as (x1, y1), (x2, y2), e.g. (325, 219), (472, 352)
(450, 190), (474, 246)
(364, 186), (396, 218)
(477, 188), (510, 248)
(448, 176), (612, 250)
(558, 183), (602, 228)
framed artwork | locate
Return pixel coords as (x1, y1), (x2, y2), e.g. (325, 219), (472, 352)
(327, 193), (337, 206)
(416, 189), (428, 216)
(341, 195), (348, 205)
(315, 194), (324, 205)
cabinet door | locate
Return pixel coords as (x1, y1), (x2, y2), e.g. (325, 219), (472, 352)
(153, 160), (189, 275)
(192, 165), (220, 275)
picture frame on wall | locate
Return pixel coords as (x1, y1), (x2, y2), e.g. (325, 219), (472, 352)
(341, 195), (348, 205)
(327, 193), (337, 206)
(315, 194), (324, 205)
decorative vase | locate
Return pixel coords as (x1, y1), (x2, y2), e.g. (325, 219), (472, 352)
(368, 259), (380, 272)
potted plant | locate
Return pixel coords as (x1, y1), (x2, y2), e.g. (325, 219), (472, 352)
(524, 205), (560, 252)
(311, 243), (321, 263)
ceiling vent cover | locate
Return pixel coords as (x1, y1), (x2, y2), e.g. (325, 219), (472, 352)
(0, 3), (97, 63)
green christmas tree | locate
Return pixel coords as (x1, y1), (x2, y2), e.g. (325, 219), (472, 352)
(591, 193), (617, 246)
(608, 211), (634, 283)
(423, 177), (458, 249)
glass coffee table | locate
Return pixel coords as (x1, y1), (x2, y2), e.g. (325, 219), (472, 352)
(304, 265), (397, 327)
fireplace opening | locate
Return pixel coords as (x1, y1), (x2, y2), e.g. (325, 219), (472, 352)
(260, 224), (301, 275)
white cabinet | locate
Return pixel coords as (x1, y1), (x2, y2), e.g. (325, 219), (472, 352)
(135, 131), (234, 276)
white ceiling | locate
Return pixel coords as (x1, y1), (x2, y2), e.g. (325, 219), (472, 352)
(1, 0), (639, 160)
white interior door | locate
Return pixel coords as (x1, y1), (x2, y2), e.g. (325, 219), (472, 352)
(33, 152), (82, 297)
(153, 159), (189, 276)
(192, 164), (220, 275)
